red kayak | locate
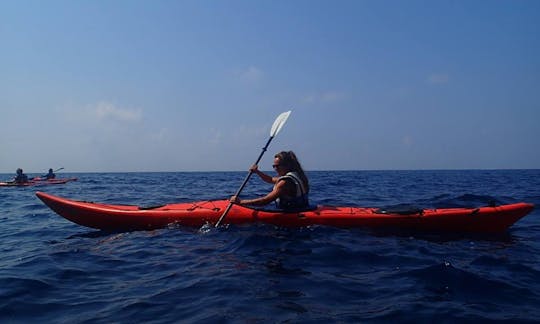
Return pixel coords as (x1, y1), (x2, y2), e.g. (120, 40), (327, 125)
(0, 178), (78, 187)
(36, 191), (534, 233)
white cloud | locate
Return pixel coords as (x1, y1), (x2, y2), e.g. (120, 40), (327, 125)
(208, 128), (222, 145)
(150, 128), (169, 142)
(91, 102), (142, 122)
(232, 124), (267, 140)
(237, 66), (263, 83)
(321, 91), (345, 102)
(427, 74), (449, 85)
(59, 101), (143, 128)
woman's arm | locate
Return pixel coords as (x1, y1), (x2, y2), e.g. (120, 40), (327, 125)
(231, 180), (287, 206)
(251, 165), (277, 184)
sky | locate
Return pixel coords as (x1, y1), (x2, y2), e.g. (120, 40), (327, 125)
(1, 0), (539, 173)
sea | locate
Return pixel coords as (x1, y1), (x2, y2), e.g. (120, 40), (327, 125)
(1, 170), (539, 323)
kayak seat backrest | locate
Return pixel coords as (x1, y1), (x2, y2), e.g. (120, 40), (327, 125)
(139, 205), (166, 210)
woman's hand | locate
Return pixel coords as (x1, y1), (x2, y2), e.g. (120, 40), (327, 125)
(230, 195), (241, 204)
(249, 164), (259, 173)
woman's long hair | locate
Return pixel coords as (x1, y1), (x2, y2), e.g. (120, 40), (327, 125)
(275, 151), (309, 193)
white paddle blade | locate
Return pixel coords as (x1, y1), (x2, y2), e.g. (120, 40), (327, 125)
(270, 110), (291, 137)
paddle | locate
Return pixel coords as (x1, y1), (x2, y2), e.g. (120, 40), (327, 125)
(34, 167), (64, 180)
(215, 110), (292, 227)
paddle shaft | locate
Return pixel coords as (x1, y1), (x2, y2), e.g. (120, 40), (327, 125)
(215, 136), (274, 227)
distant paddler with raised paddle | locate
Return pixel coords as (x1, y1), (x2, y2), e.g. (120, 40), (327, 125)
(44, 168), (57, 179)
(33, 167), (64, 181)
(215, 111), (308, 227)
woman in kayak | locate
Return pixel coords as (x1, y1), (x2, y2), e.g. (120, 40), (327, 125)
(14, 168), (29, 184)
(230, 151), (310, 210)
(44, 168), (56, 180)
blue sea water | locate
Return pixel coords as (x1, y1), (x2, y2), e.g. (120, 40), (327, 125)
(1, 170), (539, 323)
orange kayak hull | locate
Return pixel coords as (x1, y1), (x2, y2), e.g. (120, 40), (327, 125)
(36, 191), (534, 233)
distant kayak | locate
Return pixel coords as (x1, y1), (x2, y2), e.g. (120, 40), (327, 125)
(0, 178), (77, 187)
(36, 191), (533, 233)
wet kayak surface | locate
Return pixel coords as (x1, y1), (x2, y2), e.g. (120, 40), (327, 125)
(1, 170), (540, 322)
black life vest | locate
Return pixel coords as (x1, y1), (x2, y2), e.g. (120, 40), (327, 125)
(275, 172), (309, 210)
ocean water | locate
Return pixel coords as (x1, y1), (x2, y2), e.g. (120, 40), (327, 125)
(1, 170), (539, 323)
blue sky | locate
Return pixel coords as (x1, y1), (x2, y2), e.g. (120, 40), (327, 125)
(1, 0), (539, 173)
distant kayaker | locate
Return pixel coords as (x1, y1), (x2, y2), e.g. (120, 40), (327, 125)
(44, 168), (56, 180)
(14, 168), (29, 184)
(230, 151), (310, 210)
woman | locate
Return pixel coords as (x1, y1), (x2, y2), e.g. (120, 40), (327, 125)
(230, 151), (309, 210)
(44, 168), (56, 180)
(14, 168), (29, 184)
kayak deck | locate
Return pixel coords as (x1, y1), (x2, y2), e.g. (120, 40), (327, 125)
(36, 191), (534, 233)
